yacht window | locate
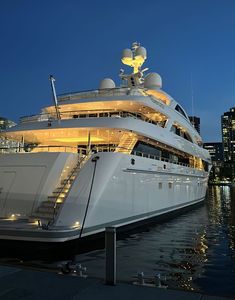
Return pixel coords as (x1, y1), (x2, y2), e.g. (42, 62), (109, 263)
(176, 127), (181, 135)
(158, 120), (167, 128)
(99, 112), (109, 117)
(132, 140), (191, 167)
(133, 141), (161, 158)
(171, 125), (193, 143)
(171, 124), (180, 135)
(183, 132), (193, 143)
(175, 104), (188, 119)
(197, 140), (203, 147)
(110, 112), (120, 117)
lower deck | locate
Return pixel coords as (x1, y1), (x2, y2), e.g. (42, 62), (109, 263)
(0, 152), (209, 243)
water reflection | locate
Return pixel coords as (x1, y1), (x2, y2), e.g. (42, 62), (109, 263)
(76, 186), (235, 296)
(196, 185), (235, 296)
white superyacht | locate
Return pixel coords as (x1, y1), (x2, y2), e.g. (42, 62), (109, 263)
(0, 43), (211, 243)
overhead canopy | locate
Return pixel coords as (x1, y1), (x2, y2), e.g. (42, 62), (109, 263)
(2, 127), (127, 146)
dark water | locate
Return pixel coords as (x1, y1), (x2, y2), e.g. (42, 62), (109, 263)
(74, 185), (235, 297)
(1, 185), (235, 297)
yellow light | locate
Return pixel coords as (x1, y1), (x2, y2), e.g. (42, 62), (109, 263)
(73, 221), (80, 228)
(32, 220), (40, 225)
(53, 137), (103, 143)
(145, 90), (171, 105)
(8, 214), (17, 220)
(121, 55), (145, 73)
(56, 199), (63, 204)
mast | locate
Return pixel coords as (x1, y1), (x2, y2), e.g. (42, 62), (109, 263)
(120, 42), (148, 87)
(49, 75), (61, 121)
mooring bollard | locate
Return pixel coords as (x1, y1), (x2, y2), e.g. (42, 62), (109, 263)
(105, 226), (116, 285)
(154, 273), (161, 287)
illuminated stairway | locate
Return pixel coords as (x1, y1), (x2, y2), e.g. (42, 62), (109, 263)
(115, 133), (138, 154)
(31, 156), (88, 225)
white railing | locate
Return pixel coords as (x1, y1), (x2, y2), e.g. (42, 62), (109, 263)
(57, 87), (144, 102)
(132, 150), (190, 168)
(20, 110), (164, 127)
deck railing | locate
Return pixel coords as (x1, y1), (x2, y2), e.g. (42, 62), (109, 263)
(20, 110), (164, 127)
(132, 150), (190, 168)
(57, 87), (144, 102)
(0, 144), (190, 169)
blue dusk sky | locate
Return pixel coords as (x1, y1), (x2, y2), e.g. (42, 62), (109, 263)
(0, 0), (235, 142)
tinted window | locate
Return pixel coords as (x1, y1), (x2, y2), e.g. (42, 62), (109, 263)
(175, 104), (187, 119)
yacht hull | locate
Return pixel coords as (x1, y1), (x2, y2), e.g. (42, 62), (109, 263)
(0, 152), (208, 243)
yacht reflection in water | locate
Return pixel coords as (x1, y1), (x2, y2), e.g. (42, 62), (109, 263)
(75, 186), (235, 297)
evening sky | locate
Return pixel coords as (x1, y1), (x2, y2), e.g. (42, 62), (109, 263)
(0, 0), (235, 142)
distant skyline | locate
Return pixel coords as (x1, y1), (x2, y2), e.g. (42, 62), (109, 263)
(1, 0), (235, 142)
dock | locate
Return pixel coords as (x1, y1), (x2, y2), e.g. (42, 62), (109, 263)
(0, 265), (234, 300)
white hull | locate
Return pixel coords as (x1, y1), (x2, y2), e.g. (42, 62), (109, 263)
(0, 152), (208, 242)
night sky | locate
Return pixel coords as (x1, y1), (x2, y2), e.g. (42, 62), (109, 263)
(1, 0), (235, 142)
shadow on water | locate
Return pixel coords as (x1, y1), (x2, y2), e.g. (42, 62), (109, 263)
(0, 186), (235, 297)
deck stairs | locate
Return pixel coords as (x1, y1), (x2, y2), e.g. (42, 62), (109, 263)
(31, 155), (89, 225)
(115, 133), (138, 154)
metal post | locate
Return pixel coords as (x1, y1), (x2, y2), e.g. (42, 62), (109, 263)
(105, 226), (116, 285)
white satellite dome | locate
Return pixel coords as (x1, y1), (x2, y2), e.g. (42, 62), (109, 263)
(122, 48), (133, 60)
(135, 46), (147, 59)
(99, 78), (116, 89)
(144, 73), (162, 89)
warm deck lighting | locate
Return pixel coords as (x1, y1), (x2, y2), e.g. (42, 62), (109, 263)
(10, 214), (16, 220)
(145, 90), (171, 105)
(56, 199), (63, 204)
(8, 213), (21, 220)
(73, 221), (80, 228)
(53, 137), (104, 143)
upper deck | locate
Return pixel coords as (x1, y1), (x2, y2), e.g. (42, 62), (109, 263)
(0, 42), (211, 166)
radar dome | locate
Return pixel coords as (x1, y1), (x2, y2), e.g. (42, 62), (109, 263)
(135, 46), (147, 59)
(122, 48), (133, 60)
(144, 73), (162, 89)
(99, 78), (116, 89)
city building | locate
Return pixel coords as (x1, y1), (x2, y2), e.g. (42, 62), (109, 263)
(189, 116), (200, 134)
(0, 117), (16, 130)
(221, 107), (235, 162)
(203, 142), (223, 182)
(203, 142), (223, 161)
(221, 107), (235, 180)
(0, 117), (18, 153)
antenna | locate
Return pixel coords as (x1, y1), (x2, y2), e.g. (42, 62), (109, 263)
(49, 75), (61, 121)
(190, 72), (194, 117)
(190, 72), (195, 129)
(120, 42), (147, 87)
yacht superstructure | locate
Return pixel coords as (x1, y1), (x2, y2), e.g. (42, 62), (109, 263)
(0, 43), (211, 242)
